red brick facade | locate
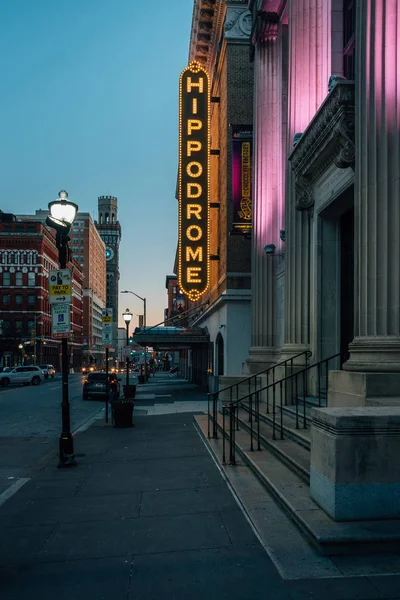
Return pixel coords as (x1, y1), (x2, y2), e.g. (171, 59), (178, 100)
(0, 221), (83, 368)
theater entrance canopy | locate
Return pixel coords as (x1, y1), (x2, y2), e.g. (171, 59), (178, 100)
(132, 326), (209, 351)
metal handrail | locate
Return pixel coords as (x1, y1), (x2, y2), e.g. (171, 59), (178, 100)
(207, 350), (311, 439)
(211, 351), (348, 465)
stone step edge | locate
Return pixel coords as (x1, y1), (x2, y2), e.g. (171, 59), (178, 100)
(235, 409), (310, 484)
(212, 412), (400, 556)
(240, 403), (311, 450)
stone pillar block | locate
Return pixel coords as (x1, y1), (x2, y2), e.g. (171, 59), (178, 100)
(328, 371), (400, 408)
(310, 407), (400, 521)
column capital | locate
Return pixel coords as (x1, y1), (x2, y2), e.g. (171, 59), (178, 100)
(252, 11), (279, 45)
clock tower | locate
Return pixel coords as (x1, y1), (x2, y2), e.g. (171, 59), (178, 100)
(96, 196), (121, 356)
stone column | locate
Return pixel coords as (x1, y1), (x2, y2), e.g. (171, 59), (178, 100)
(281, 0), (330, 361)
(344, 0), (400, 372)
(245, 14), (283, 373)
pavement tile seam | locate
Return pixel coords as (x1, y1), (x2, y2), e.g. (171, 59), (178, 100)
(33, 545), (237, 565)
(77, 484), (227, 497)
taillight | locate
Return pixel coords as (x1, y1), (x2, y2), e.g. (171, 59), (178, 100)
(84, 379), (88, 383)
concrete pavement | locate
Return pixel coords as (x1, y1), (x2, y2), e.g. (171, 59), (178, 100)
(0, 374), (104, 498)
(0, 376), (399, 599)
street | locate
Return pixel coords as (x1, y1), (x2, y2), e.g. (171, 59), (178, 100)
(0, 374), (104, 497)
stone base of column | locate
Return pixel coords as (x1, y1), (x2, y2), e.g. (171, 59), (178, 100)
(310, 407), (400, 520)
(277, 343), (311, 364)
(243, 346), (280, 375)
(344, 337), (400, 372)
(328, 370), (400, 407)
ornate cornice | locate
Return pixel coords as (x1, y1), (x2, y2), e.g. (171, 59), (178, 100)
(289, 82), (355, 211)
(189, 0), (227, 81)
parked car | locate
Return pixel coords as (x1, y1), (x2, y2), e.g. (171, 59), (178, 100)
(39, 364), (55, 379)
(0, 366), (45, 387)
(83, 372), (121, 400)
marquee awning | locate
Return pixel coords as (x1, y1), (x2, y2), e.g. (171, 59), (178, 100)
(132, 326), (209, 350)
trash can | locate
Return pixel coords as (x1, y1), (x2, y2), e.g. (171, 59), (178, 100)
(123, 384), (136, 399)
(112, 400), (134, 428)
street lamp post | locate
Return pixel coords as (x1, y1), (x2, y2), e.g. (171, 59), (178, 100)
(122, 308), (133, 386)
(46, 190), (78, 468)
(18, 344), (23, 366)
(121, 290), (147, 380)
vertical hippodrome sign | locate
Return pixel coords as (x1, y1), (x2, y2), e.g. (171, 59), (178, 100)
(178, 61), (210, 302)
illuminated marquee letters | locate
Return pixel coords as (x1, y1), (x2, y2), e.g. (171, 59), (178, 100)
(178, 61), (210, 301)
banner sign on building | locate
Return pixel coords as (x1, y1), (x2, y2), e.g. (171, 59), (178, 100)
(178, 60), (210, 302)
(49, 269), (72, 304)
(102, 308), (113, 345)
(52, 303), (71, 338)
(231, 125), (253, 233)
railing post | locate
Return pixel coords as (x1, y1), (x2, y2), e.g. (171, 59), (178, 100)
(302, 370), (307, 429)
(295, 373), (299, 429)
(280, 380), (284, 440)
(318, 362), (321, 407)
(236, 403), (239, 430)
(213, 393), (218, 439)
(250, 394), (254, 451)
(266, 370), (270, 414)
(325, 360), (329, 404)
(272, 384), (276, 440)
(208, 394), (211, 439)
(230, 404), (236, 465)
(257, 391), (261, 450)
(222, 406), (226, 464)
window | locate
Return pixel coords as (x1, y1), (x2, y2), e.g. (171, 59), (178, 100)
(15, 272), (23, 286)
(3, 295), (10, 305)
(3, 272), (10, 286)
(15, 295), (23, 305)
(73, 255), (79, 261)
(28, 320), (35, 331)
(2, 320), (10, 331)
(28, 295), (36, 305)
(15, 320), (23, 332)
(28, 272), (35, 287)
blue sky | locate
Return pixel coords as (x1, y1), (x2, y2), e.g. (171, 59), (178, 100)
(0, 0), (193, 327)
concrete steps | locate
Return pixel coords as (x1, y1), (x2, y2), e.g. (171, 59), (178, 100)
(202, 410), (400, 556)
(236, 407), (310, 483)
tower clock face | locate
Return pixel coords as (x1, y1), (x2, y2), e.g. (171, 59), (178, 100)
(105, 246), (114, 261)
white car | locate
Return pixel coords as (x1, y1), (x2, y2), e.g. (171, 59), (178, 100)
(39, 364), (55, 379)
(0, 366), (45, 387)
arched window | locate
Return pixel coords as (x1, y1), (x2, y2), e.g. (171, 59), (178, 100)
(215, 333), (224, 376)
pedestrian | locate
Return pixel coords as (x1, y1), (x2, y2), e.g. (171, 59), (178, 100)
(109, 379), (118, 404)
(149, 357), (155, 376)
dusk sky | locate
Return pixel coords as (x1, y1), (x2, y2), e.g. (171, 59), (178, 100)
(0, 0), (193, 327)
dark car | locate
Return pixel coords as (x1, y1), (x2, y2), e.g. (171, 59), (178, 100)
(83, 372), (120, 401)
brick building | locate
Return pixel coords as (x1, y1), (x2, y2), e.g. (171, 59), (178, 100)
(17, 210), (106, 367)
(70, 213), (106, 366)
(165, 275), (187, 326)
(0, 219), (83, 369)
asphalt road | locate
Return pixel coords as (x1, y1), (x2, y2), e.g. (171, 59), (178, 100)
(0, 374), (105, 496)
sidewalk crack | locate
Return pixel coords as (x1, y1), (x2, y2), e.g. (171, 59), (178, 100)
(126, 554), (135, 599)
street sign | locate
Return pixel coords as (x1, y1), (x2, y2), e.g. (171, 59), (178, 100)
(52, 303), (71, 337)
(49, 269), (72, 304)
(102, 308), (113, 345)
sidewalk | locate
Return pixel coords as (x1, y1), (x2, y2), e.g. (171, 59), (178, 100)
(0, 379), (397, 599)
